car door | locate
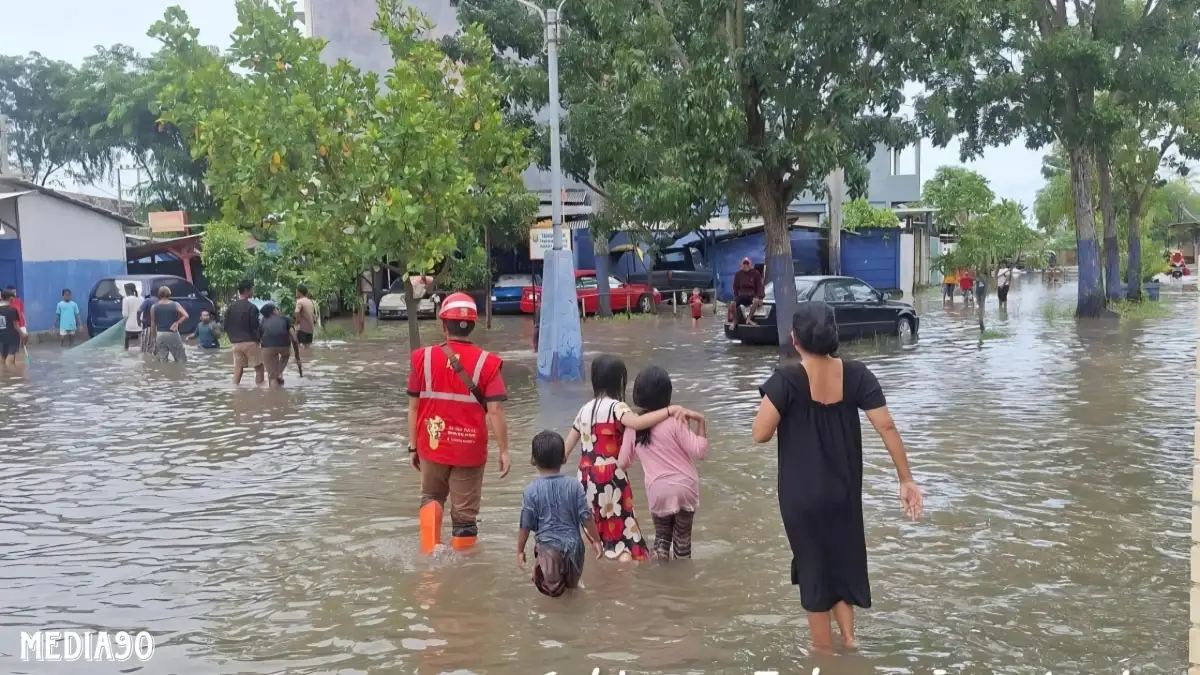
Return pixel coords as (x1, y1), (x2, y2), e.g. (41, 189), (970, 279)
(841, 279), (892, 334)
(820, 279), (869, 339)
(607, 276), (631, 310)
(575, 275), (599, 314)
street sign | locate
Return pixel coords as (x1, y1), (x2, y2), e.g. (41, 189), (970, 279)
(529, 220), (572, 260)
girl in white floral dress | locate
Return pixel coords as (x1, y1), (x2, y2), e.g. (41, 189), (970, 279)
(564, 355), (695, 561)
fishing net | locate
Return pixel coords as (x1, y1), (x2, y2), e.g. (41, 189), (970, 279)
(67, 320), (128, 355)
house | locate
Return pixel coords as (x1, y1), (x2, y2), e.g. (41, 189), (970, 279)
(0, 177), (135, 332)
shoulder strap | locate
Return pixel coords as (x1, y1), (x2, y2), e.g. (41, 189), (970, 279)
(438, 342), (488, 410)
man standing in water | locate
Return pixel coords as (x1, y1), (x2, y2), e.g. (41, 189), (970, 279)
(294, 284), (316, 348)
(732, 257), (765, 325)
(224, 279), (264, 385)
(407, 292), (511, 553)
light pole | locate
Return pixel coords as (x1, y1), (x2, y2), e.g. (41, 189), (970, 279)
(515, 0), (582, 381)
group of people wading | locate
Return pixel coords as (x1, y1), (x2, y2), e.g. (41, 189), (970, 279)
(406, 291), (923, 652)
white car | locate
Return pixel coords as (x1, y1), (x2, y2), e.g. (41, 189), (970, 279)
(378, 280), (440, 320)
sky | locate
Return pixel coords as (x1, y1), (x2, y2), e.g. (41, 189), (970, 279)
(0, 0), (1048, 209)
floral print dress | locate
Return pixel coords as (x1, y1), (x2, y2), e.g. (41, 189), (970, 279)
(573, 397), (649, 560)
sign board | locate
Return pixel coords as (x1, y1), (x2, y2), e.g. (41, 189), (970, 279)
(529, 220), (572, 260)
(149, 211), (187, 234)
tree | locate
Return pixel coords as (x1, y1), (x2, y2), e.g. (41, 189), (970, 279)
(154, 0), (532, 351)
(0, 53), (111, 185)
(200, 221), (253, 307)
(841, 198), (900, 231)
(921, 166), (994, 232)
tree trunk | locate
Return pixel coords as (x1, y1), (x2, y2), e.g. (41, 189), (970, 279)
(1125, 199), (1144, 301)
(759, 189), (795, 357)
(1096, 151), (1122, 301)
(594, 230), (613, 317)
(484, 223), (493, 329)
(1069, 146), (1106, 317)
(404, 278), (421, 352)
(826, 168), (844, 275)
(643, 245), (658, 315)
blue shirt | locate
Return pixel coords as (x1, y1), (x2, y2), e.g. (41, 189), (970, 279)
(56, 300), (79, 331)
(139, 297), (155, 327)
(520, 473), (591, 563)
(194, 321), (220, 349)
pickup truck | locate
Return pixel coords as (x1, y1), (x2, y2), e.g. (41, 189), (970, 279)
(618, 245), (714, 299)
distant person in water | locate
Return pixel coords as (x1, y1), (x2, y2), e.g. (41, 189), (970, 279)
(150, 286), (189, 362)
(121, 283), (142, 350)
(689, 287), (703, 327)
(732, 258), (765, 325)
(5, 286), (25, 340)
(224, 279), (264, 386)
(941, 270), (958, 302)
(259, 303), (298, 387)
(0, 289), (27, 367)
(138, 293), (156, 354)
(518, 430), (602, 597)
(188, 309), (222, 350)
(293, 284), (317, 347)
(56, 289), (81, 347)
(996, 268), (1012, 307)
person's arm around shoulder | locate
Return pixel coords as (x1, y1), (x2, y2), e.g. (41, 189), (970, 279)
(482, 357), (510, 478)
(854, 361), (922, 522)
(619, 403), (694, 431)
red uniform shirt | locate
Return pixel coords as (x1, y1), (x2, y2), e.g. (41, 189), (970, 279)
(406, 340), (507, 467)
(11, 297), (24, 328)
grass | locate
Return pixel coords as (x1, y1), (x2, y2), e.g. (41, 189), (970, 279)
(1110, 299), (1169, 322)
(979, 329), (1007, 341)
(1039, 302), (1076, 321)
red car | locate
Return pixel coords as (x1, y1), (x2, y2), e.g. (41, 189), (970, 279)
(520, 271), (662, 315)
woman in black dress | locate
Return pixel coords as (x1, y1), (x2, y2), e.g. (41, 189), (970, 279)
(752, 301), (922, 652)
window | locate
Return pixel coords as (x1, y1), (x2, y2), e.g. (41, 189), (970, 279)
(163, 278), (199, 299)
(608, 277), (624, 289)
(825, 279), (878, 302)
(91, 280), (121, 301)
(763, 278), (817, 303)
(845, 281), (878, 302)
(576, 276), (598, 290)
(661, 250), (687, 265)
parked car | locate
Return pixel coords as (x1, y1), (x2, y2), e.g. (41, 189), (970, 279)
(619, 245), (713, 299)
(520, 271), (662, 315)
(490, 274), (534, 314)
(377, 279), (439, 320)
(87, 274), (215, 338)
(724, 275), (918, 345)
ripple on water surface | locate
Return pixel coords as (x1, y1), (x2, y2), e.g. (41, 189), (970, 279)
(0, 280), (1193, 674)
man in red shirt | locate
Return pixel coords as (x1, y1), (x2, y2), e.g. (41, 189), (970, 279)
(6, 286), (25, 342)
(407, 292), (511, 553)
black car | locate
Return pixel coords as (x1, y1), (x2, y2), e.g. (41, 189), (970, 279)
(724, 275), (919, 345)
(87, 275), (215, 338)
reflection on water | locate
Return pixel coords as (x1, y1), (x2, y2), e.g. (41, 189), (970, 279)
(0, 279), (1193, 674)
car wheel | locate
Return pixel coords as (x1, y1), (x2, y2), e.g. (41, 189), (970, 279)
(896, 316), (916, 342)
(637, 294), (653, 313)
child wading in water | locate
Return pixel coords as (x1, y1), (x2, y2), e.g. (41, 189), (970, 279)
(518, 431), (603, 596)
(689, 288), (703, 327)
(565, 354), (697, 561)
(618, 366), (707, 559)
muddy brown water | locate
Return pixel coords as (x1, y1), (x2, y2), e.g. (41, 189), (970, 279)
(0, 279), (1193, 675)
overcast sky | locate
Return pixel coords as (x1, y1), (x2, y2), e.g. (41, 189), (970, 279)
(1, 0), (1047, 208)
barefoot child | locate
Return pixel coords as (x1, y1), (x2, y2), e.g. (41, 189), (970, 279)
(518, 431), (603, 596)
(689, 288), (703, 327)
(564, 354), (697, 561)
(618, 366), (707, 559)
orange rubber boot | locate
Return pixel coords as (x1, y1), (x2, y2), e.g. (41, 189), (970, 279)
(419, 502), (443, 554)
(450, 536), (477, 551)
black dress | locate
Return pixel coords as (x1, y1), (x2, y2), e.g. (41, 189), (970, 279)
(759, 359), (886, 613)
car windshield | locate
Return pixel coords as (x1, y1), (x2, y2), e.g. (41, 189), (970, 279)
(495, 275), (532, 288)
(763, 278), (817, 303)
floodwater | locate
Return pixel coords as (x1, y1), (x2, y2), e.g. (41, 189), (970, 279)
(0, 277), (1194, 675)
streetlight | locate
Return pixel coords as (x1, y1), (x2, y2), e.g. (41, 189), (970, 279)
(514, 0), (582, 382)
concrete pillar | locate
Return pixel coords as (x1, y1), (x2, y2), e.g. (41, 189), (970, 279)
(1193, 289), (1200, 674)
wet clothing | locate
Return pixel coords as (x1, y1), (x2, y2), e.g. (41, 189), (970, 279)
(139, 297), (155, 330)
(262, 346), (291, 380)
(125, 331), (141, 350)
(420, 459), (485, 538)
(733, 268), (765, 301)
(224, 299), (261, 345)
(689, 292), (703, 320)
(10, 297), (24, 328)
(651, 509), (695, 559)
(521, 473), (591, 597)
(759, 359), (886, 613)
(122, 295), (142, 332)
(194, 321), (221, 349)
(572, 398), (649, 560)
(618, 418), (707, 517)
(997, 285), (1010, 303)
(232, 341), (261, 369)
(151, 301), (182, 332)
(154, 331), (187, 362)
(0, 304), (20, 358)
(260, 315), (293, 349)
(297, 331), (313, 346)
(294, 297), (316, 334)
(406, 340), (506, 467)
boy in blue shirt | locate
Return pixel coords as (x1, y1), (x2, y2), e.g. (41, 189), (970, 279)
(55, 288), (81, 347)
(517, 431), (602, 597)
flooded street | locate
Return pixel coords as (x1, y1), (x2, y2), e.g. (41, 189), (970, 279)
(0, 278), (1194, 675)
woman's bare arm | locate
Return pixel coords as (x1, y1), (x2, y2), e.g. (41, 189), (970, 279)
(864, 407), (913, 482)
(751, 396), (781, 443)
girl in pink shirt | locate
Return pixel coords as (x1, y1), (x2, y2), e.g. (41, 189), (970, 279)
(618, 366), (708, 559)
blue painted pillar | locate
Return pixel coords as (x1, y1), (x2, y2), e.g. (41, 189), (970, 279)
(536, 248), (583, 381)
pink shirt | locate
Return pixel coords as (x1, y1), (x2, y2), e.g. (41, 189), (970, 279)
(618, 418), (708, 516)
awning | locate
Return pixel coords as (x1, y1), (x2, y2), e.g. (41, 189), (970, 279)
(0, 190), (33, 202)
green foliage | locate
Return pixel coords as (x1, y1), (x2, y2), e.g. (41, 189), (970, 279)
(153, 0), (533, 347)
(841, 199), (899, 232)
(923, 166), (995, 232)
(200, 221), (252, 305)
(927, 167), (1044, 277)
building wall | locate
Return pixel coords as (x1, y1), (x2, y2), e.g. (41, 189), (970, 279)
(16, 193), (127, 332)
(793, 143), (922, 211)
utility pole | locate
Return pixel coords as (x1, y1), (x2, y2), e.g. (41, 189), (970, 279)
(0, 114), (10, 176)
(826, 168), (845, 275)
(117, 170), (123, 214)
